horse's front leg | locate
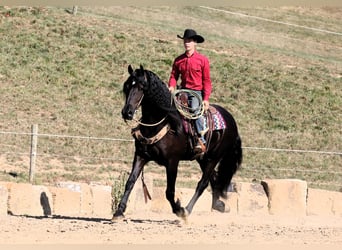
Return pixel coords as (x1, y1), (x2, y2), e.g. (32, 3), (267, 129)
(165, 160), (187, 218)
(112, 154), (147, 221)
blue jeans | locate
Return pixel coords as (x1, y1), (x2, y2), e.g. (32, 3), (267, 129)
(188, 90), (207, 143)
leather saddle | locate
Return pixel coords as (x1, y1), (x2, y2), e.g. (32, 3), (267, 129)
(176, 92), (215, 156)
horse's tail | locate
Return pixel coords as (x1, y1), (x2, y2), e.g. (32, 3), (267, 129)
(216, 135), (242, 198)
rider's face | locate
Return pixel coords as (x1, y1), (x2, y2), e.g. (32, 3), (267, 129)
(183, 38), (196, 53)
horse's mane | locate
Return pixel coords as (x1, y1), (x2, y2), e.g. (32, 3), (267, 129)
(143, 69), (183, 135)
(144, 70), (172, 110)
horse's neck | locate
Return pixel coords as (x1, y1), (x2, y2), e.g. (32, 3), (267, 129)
(141, 105), (166, 123)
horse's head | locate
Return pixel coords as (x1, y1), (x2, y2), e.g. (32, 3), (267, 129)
(121, 65), (184, 135)
(121, 65), (148, 121)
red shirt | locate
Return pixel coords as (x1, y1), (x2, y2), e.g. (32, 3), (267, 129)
(168, 51), (212, 101)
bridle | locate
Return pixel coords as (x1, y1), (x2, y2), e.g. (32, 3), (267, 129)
(127, 85), (172, 146)
(127, 87), (171, 128)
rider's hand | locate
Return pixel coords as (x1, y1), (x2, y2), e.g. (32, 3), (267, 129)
(203, 100), (209, 111)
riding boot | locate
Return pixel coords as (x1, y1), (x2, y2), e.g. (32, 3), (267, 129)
(194, 136), (206, 154)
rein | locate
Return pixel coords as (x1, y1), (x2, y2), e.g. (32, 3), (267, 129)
(128, 91), (173, 145)
(133, 116), (167, 127)
(131, 90), (173, 127)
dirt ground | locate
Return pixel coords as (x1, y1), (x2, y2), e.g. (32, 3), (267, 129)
(0, 210), (341, 245)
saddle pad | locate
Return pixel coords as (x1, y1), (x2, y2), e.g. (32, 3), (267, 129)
(210, 108), (226, 130)
(181, 106), (226, 134)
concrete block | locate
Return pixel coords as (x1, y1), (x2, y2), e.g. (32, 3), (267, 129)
(80, 183), (93, 216)
(1, 182), (53, 217)
(307, 188), (335, 216)
(56, 181), (82, 192)
(49, 186), (81, 217)
(7, 183), (39, 216)
(235, 182), (268, 215)
(33, 185), (54, 216)
(307, 188), (342, 217)
(126, 176), (154, 214)
(151, 187), (170, 213)
(126, 175), (153, 214)
(0, 184), (8, 216)
(56, 182), (93, 216)
(261, 179), (307, 216)
(90, 184), (112, 218)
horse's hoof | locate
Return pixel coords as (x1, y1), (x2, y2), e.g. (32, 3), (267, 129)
(111, 212), (125, 222)
(111, 215), (125, 223)
(212, 200), (226, 213)
(176, 207), (189, 221)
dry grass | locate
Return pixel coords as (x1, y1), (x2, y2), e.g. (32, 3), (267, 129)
(0, 6), (341, 191)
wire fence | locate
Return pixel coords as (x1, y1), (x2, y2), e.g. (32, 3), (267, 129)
(200, 6), (342, 36)
(0, 127), (341, 191)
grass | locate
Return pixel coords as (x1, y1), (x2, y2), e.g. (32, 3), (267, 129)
(0, 6), (341, 191)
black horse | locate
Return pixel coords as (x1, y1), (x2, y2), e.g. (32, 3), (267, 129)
(113, 65), (242, 220)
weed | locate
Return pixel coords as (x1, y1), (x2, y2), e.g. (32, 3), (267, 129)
(111, 171), (128, 212)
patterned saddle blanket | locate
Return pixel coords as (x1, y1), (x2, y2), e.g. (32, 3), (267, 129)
(182, 105), (226, 134)
(208, 106), (226, 130)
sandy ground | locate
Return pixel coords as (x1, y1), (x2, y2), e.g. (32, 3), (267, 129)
(0, 211), (341, 245)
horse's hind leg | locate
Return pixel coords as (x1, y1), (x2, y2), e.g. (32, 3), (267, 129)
(210, 170), (226, 212)
(211, 140), (242, 213)
(184, 159), (217, 215)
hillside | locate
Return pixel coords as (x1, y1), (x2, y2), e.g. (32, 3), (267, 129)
(0, 6), (341, 191)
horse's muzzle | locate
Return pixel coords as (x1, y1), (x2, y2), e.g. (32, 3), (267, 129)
(121, 105), (134, 121)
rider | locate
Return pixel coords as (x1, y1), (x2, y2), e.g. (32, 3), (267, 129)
(168, 29), (212, 154)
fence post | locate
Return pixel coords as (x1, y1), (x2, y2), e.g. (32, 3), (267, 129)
(72, 6), (78, 15)
(29, 124), (38, 183)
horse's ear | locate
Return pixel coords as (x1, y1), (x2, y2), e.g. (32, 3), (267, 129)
(128, 65), (134, 75)
(140, 64), (144, 72)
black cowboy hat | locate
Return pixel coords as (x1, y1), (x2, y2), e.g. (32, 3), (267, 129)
(177, 29), (205, 43)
